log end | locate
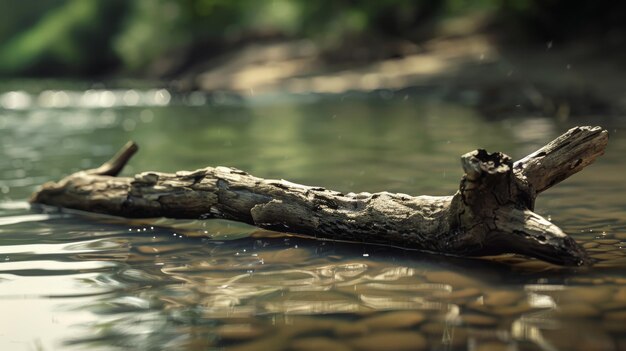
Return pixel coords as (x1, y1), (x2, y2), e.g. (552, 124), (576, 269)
(461, 149), (512, 181)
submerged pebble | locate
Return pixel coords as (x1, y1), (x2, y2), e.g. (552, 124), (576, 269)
(557, 303), (600, 318)
(483, 290), (522, 306)
(216, 324), (265, 341)
(290, 337), (351, 351)
(462, 314), (498, 327)
(349, 331), (427, 351)
(471, 302), (533, 317)
(437, 287), (482, 300)
(595, 239), (620, 245)
(559, 287), (614, 305)
(591, 252), (623, 260)
(594, 257), (626, 268)
(475, 341), (509, 351)
(424, 271), (479, 288)
(420, 321), (448, 335)
(333, 322), (369, 337)
(544, 328), (615, 351)
(359, 311), (426, 330)
(582, 242), (599, 249)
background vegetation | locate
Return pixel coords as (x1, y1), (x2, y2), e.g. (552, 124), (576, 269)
(0, 0), (624, 77)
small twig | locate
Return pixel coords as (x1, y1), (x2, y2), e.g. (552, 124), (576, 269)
(85, 141), (139, 177)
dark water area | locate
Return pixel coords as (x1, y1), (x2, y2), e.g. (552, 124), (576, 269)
(1, 89), (626, 350)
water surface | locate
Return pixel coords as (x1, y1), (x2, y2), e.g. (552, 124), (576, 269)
(1, 90), (626, 350)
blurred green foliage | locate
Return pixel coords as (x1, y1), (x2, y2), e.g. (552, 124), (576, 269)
(0, 0), (624, 77)
(0, 0), (126, 76)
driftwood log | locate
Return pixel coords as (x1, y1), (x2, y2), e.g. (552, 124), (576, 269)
(31, 126), (608, 266)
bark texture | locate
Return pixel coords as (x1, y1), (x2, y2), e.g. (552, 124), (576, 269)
(31, 126), (609, 266)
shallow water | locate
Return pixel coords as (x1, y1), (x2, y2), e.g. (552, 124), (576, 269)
(1, 90), (626, 350)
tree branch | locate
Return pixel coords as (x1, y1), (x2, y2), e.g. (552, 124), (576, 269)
(30, 126), (609, 266)
(514, 126), (608, 194)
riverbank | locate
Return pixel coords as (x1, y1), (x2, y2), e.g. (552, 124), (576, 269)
(164, 18), (626, 119)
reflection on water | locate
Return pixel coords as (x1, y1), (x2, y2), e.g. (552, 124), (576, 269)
(1, 92), (626, 350)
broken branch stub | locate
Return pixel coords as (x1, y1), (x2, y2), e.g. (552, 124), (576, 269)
(30, 126), (609, 266)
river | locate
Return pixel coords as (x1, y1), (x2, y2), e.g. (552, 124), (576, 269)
(1, 88), (625, 350)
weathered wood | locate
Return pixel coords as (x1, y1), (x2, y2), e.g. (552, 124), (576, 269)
(30, 126), (609, 266)
(514, 126), (609, 195)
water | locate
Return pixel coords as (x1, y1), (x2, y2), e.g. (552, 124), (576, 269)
(1, 90), (626, 350)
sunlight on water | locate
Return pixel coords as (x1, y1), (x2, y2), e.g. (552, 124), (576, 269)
(1, 92), (626, 350)
(0, 240), (103, 255)
(0, 272), (115, 297)
(0, 296), (101, 351)
(1, 89), (172, 110)
(0, 213), (68, 226)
